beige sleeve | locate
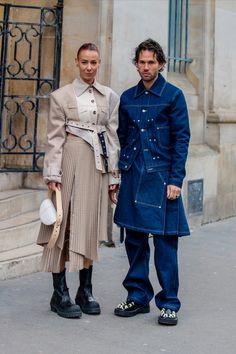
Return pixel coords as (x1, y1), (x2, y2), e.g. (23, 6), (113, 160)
(43, 93), (66, 184)
(106, 91), (120, 184)
(108, 171), (120, 185)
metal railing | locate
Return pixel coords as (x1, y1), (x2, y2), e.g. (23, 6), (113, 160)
(168, 0), (192, 73)
(0, 1), (63, 172)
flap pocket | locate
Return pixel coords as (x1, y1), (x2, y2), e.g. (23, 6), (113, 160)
(67, 104), (77, 109)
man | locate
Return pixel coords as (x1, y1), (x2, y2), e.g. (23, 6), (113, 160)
(113, 39), (190, 325)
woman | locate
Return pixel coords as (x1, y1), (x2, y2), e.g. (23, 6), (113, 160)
(37, 43), (120, 319)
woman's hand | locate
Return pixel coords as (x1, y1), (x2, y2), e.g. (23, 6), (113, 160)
(48, 182), (62, 192)
(109, 184), (119, 204)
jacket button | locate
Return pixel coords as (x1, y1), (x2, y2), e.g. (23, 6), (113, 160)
(133, 147), (137, 150)
(125, 165), (128, 168)
(142, 109), (147, 113)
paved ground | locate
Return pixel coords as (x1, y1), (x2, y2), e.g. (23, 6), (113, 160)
(1, 217), (236, 354)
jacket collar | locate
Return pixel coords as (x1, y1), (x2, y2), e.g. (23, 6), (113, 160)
(72, 77), (106, 97)
(134, 73), (166, 98)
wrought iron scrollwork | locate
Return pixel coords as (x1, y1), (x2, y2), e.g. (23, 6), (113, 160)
(38, 80), (54, 96)
(2, 98), (35, 152)
(6, 24), (40, 78)
(42, 8), (57, 26)
(0, 1), (63, 172)
(35, 152), (44, 171)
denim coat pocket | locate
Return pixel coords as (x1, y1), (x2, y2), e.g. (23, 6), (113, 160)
(135, 169), (168, 208)
(156, 126), (171, 150)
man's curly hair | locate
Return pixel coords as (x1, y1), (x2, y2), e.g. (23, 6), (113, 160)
(133, 38), (166, 72)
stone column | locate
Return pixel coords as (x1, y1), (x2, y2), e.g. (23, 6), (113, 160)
(97, 0), (114, 86)
(206, 0), (236, 219)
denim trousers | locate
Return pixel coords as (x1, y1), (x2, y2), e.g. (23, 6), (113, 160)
(123, 228), (181, 312)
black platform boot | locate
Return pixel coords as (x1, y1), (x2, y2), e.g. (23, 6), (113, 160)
(75, 266), (101, 315)
(50, 269), (82, 318)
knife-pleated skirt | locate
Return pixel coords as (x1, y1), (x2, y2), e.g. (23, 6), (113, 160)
(37, 135), (109, 272)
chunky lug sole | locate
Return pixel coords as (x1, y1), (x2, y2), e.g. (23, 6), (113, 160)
(158, 316), (178, 326)
(114, 305), (150, 318)
(80, 306), (101, 315)
(51, 305), (82, 319)
(75, 301), (101, 315)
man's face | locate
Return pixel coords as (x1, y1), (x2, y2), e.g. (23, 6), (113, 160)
(75, 49), (101, 84)
(136, 50), (163, 85)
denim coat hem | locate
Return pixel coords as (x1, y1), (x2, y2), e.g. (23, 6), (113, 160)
(115, 221), (190, 237)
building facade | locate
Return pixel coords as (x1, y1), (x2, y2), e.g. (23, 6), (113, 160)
(1, 0), (236, 230)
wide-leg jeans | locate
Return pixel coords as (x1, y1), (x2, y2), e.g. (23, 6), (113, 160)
(123, 228), (181, 312)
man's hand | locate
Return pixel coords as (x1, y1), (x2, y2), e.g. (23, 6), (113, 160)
(167, 184), (181, 200)
(48, 182), (62, 192)
(109, 184), (119, 204)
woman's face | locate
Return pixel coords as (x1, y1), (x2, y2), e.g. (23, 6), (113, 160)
(76, 49), (101, 85)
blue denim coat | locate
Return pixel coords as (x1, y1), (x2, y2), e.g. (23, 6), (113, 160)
(114, 74), (190, 236)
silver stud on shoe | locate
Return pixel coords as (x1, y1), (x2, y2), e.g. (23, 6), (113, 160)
(158, 308), (178, 325)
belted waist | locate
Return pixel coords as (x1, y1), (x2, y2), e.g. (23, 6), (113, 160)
(66, 120), (106, 133)
(66, 120), (108, 172)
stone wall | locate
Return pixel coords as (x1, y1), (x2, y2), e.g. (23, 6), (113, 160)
(184, 0), (236, 227)
(60, 0), (100, 86)
(1, 0), (236, 230)
(110, 0), (168, 94)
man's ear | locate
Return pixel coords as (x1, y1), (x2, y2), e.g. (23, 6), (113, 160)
(75, 58), (78, 66)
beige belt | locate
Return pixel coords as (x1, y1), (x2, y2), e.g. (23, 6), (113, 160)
(66, 120), (107, 172)
(47, 189), (63, 249)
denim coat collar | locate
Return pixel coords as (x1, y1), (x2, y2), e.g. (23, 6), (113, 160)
(73, 77), (106, 97)
(134, 73), (167, 98)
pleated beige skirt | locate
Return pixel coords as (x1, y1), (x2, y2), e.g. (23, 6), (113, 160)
(37, 135), (109, 272)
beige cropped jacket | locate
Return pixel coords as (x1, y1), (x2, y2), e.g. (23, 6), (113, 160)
(43, 77), (120, 185)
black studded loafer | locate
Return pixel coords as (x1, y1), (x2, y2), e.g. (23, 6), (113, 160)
(158, 308), (178, 325)
(114, 299), (150, 317)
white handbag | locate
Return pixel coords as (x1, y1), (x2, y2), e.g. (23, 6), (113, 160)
(39, 189), (63, 249)
(39, 198), (57, 225)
